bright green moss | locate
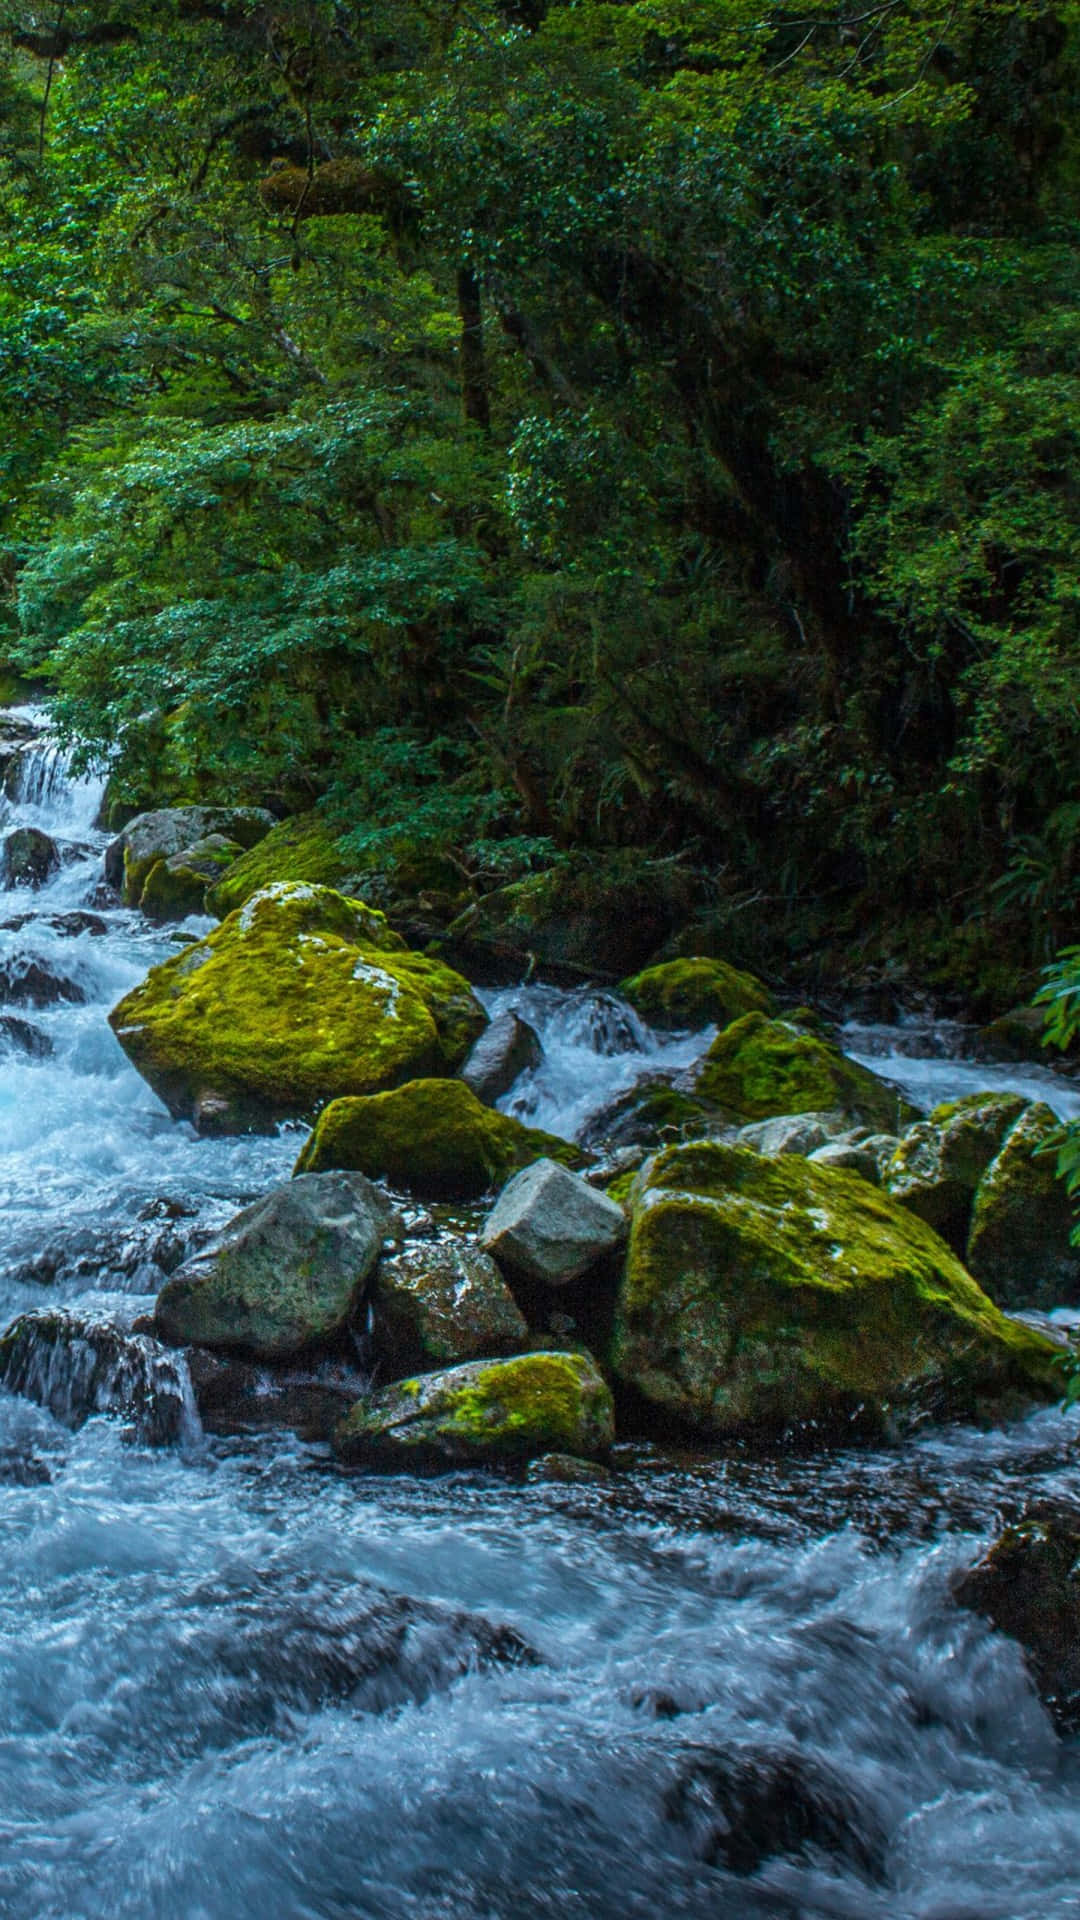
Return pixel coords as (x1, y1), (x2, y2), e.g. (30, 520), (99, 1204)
(619, 957), (775, 1030)
(334, 1350), (615, 1465)
(883, 1092), (1029, 1250)
(612, 1139), (1058, 1436)
(207, 812), (359, 918)
(109, 884), (485, 1130)
(295, 1077), (581, 1198)
(967, 1102), (1080, 1310)
(694, 1012), (914, 1131)
(139, 834), (244, 920)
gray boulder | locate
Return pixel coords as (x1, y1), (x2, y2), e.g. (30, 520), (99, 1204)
(1, 826), (59, 888)
(735, 1111), (849, 1158)
(806, 1141), (881, 1183)
(480, 1157), (627, 1287)
(153, 1170), (393, 1359)
(459, 1011), (542, 1104)
(373, 1242), (527, 1372)
(105, 806), (275, 904)
(883, 1092), (1029, 1254)
(966, 1102), (1080, 1310)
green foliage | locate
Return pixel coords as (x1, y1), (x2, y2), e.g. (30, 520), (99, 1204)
(1035, 948), (1080, 1247)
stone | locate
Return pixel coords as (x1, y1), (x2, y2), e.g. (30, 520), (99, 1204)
(205, 809), (363, 918)
(619, 956), (776, 1030)
(296, 1077), (580, 1200)
(663, 1745), (885, 1879)
(185, 1348), (359, 1439)
(694, 1013), (915, 1132)
(0, 1014), (51, 1058)
(459, 1011), (542, 1104)
(0, 1310), (195, 1445)
(104, 805), (276, 904)
(953, 1508), (1080, 1729)
(579, 1077), (721, 1154)
(0, 956), (86, 1007)
(883, 1092), (1030, 1254)
(445, 858), (696, 979)
(372, 1242), (527, 1372)
(806, 1141), (881, 1183)
(480, 1157), (627, 1287)
(735, 1110), (848, 1157)
(1, 826), (59, 888)
(611, 1140), (1058, 1437)
(138, 833), (245, 920)
(966, 1102), (1080, 1310)
(153, 1170), (392, 1359)
(108, 882), (487, 1130)
(334, 1350), (615, 1466)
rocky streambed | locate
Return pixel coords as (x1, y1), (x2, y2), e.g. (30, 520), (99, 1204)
(1, 713), (1080, 1916)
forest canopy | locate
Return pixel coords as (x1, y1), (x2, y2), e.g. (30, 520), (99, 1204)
(0, 0), (1077, 998)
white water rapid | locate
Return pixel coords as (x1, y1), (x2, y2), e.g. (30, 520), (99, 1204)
(0, 718), (1079, 1918)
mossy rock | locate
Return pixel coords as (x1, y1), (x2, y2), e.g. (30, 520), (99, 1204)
(296, 1077), (581, 1199)
(139, 834), (245, 921)
(206, 810), (362, 918)
(966, 1102), (1080, 1311)
(694, 1013), (915, 1132)
(109, 806), (276, 905)
(883, 1092), (1029, 1253)
(447, 857), (696, 978)
(619, 957), (776, 1030)
(334, 1350), (614, 1466)
(579, 1076), (722, 1154)
(109, 883), (487, 1132)
(611, 1140), (1058, 1438)
(373, 1243), (528, 1372)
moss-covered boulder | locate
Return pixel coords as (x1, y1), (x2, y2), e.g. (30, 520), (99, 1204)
(334, 1351), (614, 1466)
(883, 1092), (1029, 1253)
(611, 1140), (1058, 1438)
(138, 834), (245, 920)
(966, 1103), (1080, 1310)
(154, 1171), (391, 1359)
(619, 957), (776, 1030)
(206, 810), (361, 918)
(372, 1243), (528, 1372)
(105, 806), (276, 905)
(446, 857), (696, 978)
(694, 1014), (915, 1132)
(296, 1077), (580, 1199)
(109, 883), (487, 1131)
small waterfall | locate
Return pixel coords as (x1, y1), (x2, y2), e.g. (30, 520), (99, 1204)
(0, 1309), (200, 1445)
(0, 709), (107, 835)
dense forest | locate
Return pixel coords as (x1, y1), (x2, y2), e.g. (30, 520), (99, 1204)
(0, 0), (1077, 1005)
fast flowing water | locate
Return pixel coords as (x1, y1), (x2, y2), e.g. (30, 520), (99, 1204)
(1, 716), (1080, 1918)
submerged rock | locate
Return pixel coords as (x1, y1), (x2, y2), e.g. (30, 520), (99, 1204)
(105, 805), (275, 905)
(0, 1310), (196, 1444)
(372, 1242), (527, 1372)
(109, 883), (487, 1130)
(0, 956), (86, 1007)
(694, 1013), (914, 1131)
(0, 1014), (51, 1058)
(1, 826), (59, 888)
(334, 1350), (615, 1466)
(154, 1171), (392, 1359)
(883, 1091), (1029, 1253)
(480, 1157), (627, 1287)
(619, 956), (775, 1030)
(296, 1077), (579, 1200)
(966, 1102), (1080, 1310)
(664, 1744), (885, 1878)
(953, 1509), (1080, 1729)
(459, 1010), (542, 1104)
(611, 1140), (1058, 1437)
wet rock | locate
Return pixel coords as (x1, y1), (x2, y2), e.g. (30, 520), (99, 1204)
(7, 1211), (203, 1291)
(882, 1092), (1030, 1255)
(154, 1171), (392, 1359)
(695, 1013), (915, 1132)
(0, 1310), (196, 1444)
(525, 1451), (612, 1485)
(0, 955), (87, 1007)
(185, 1348), (360, 1438)
(480, 1158), (627, 1287)
(619, 956), (775, 1030)
(579, 1076), (720, 1155)
(104, 805), (276, 905)
(373, 1242), (527, 1372)
(953, 1508), (1080, 1729)
(334, 1350), (615, 1467)
(966, 1102), (1080, 1310)
(664, 1744), (885, 1878)
(459, 1010), (542, 1104)
(611, 1140), (1059, 1438)
(735, 1110), (847, 1157)
(1, 826), (59, 888)
(445, 859), (696, 979)
(138, 833), (245, 920)
(109, 883), (486, 1131)
(297, 1077), (580, 1200)
(978, 1003), (1069, 1065)
(0, 1014), (51, 1058)
(807, 1141), (881, 1183)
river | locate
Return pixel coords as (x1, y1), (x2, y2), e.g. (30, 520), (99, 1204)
(0, 713), (1078, 1919)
